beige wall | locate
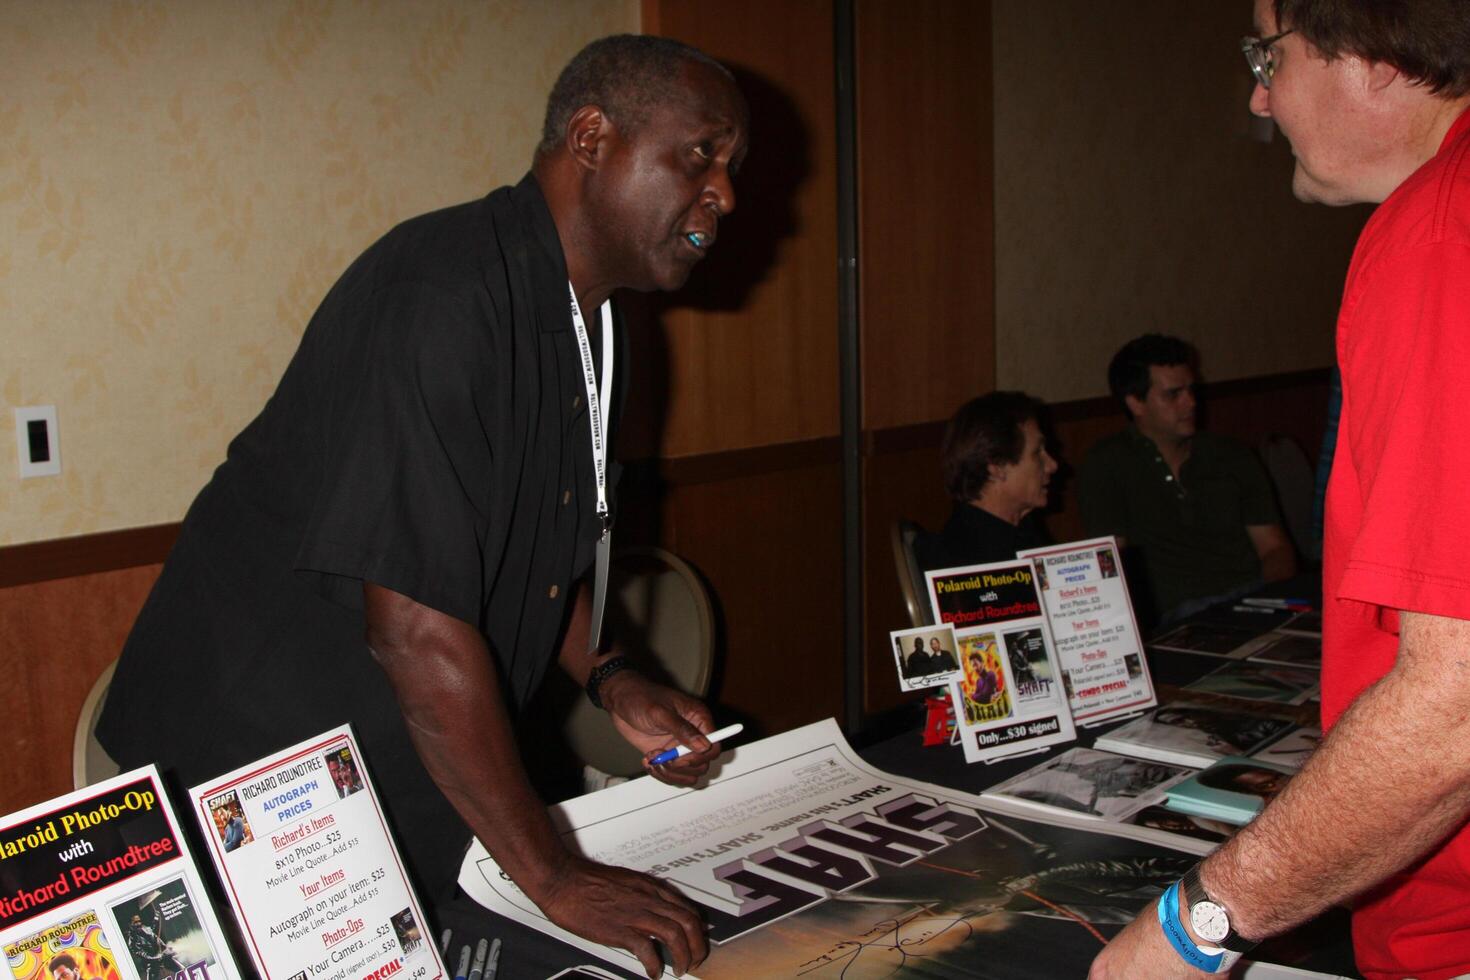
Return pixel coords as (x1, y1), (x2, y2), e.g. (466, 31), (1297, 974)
(992, 0), (1371, 403)
(0, 0), (636, 546)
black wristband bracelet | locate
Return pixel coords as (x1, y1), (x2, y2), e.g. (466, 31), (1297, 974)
(585, 655), (632, 710)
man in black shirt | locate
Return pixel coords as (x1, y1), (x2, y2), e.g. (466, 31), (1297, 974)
(98, 35), (747, 980)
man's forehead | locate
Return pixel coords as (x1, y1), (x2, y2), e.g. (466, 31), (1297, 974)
(1253, 0), (1278, 35)
(1149, 363), (1195, 388)
(666, 62), (747, 130)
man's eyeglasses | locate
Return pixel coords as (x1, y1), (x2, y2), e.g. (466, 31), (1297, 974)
(1241, 30), (1293, 89)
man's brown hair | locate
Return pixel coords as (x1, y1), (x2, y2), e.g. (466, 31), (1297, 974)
(1275, 0), (1470, 97)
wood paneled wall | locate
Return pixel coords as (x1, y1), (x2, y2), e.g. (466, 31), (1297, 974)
(630, 0), (839, 458)
(856, 0), (994, 431)
(0, 565), (162, 811)
(854, 0), (995, 718)
(624, 0), (848, 739)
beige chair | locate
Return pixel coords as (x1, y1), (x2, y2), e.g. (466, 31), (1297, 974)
(73, 659), (122, 789)
(560, 546), (716, 778)
(891, 520), (934, 628)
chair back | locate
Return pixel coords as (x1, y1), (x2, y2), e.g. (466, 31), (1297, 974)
(891, 520), (934, 628)
(73, 659), (121, 789)
(560, 547), (716, 777)
(1258, 434), (1315, 558)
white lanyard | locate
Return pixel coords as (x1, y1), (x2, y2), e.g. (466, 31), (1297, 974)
(568, 282), (614, 651)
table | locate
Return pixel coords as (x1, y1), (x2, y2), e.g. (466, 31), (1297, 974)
(437, 603), (1356, 978)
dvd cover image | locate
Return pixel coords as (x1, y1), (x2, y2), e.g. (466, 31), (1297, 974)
(109, 877), (220, 980)
(5, 911), (122, 980)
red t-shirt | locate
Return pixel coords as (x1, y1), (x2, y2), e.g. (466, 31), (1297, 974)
(1323, 106), (1470, 980)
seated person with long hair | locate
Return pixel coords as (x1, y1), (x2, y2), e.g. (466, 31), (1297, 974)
(916, 391), (1057, 571)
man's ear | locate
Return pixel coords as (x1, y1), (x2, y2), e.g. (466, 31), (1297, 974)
(1123, 393), (1145, 420)
(566, 104), (613, 171)
(1361, 55), (1401, 95)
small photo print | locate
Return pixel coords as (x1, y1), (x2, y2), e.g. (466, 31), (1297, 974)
(110, 876), (221, 980)
(1123, 652), (1143, 680)
(956, 633), (1011, 725)
(888, 624), (962, 692)
(1186, 661), (1319, 704)
(324, 745), (365, 799)
(1245, 634), (1321, 669)
(1249, 726), (1322, 771)
(390, 908), (422, 957)
(1125, 804), (1234, 844)
(204, 790), (253, 853)
(3, 910), (122, 980)
(1096, 547), (1119, 579)
(1001, 627), (1054, 703)
(987, 747), (1190, 821)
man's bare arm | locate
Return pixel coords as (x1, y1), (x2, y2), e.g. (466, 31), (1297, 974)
(1204, 610), (1470, 935)
(363, 583), (707, 978)
(1092, 610), (1470, 977)
(1246, 523), (1298, 582)
(555, 580), (718, 787)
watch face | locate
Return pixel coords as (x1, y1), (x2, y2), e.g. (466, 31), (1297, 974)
(1189, 901), (1230, 943)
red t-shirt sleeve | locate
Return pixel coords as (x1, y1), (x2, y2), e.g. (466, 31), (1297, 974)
(1337, 240), (1470, 623)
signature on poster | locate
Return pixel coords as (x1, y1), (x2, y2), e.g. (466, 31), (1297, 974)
(797, 904), (987, 978)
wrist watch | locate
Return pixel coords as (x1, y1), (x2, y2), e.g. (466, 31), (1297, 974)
(585, 654), (632, 710)
(1180, 864), (1255, 954)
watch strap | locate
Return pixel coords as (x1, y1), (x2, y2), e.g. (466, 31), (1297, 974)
(585, 655), (632, 710)
(1182, 864), (1256, 954)
(1158, 881), (1238, 973)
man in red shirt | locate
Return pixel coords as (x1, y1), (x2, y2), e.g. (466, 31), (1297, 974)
(1093, 2), (1470, 978)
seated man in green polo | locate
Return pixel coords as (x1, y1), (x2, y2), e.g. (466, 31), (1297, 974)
(1079, 334), (1297, 626)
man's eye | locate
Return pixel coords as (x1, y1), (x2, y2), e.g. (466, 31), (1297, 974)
(693, 142), (713, 160)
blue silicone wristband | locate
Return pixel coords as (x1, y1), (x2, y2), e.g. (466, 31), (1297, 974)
(1157, 881), (1226, 972)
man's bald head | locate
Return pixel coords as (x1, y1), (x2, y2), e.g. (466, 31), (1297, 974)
(536, 34), (738, 161)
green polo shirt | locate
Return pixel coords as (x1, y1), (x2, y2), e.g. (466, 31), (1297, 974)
(1079, 427), (1281, 620)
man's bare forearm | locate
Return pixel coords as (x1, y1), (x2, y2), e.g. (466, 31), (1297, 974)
(1201, 611), (1470, 938)
(363, 583), (569, 899)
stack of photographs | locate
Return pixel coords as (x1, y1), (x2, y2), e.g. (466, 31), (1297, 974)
(1093, 703), (1296, 769)
(1165, 756), (1296, 826)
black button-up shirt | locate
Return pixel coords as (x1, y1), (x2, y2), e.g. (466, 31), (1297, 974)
(100, 173), (615, 900)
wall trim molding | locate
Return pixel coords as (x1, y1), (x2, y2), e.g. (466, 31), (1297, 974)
(0, 367), (1331, 588)
(0, 524), (179, 589)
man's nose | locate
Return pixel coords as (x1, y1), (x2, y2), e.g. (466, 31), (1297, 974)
(1249, 81), (1271, 118)
(704, 168), (736, 216)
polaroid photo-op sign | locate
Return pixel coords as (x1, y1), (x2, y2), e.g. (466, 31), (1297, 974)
(189, 725), (442, 980)
(925, 560), (1076, 763)
(1020, 537), (1157, 725)
(0, 767), (239, 980)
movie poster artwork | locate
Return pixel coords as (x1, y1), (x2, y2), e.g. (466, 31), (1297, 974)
(5, 911), (122, 980)
(109, 876), (220, 980)
(924, 560), (1076, 762)
(954, 634), (1011, 725)
(460, 720), (1224, 979)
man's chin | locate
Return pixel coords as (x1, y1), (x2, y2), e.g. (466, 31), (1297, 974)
(1292, 163), (1360, 206)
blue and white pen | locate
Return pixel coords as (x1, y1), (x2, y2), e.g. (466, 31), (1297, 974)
(649, 723), (744, 766)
